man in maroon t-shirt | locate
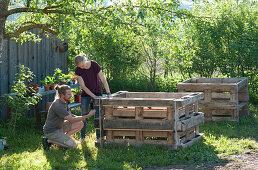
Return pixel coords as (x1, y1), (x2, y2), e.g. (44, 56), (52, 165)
(74, 54), (111, 143)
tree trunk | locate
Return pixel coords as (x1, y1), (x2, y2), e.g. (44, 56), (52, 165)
(0, 0), (9, 64)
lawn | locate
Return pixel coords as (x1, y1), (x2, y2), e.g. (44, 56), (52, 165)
(0, 104), (257, 169)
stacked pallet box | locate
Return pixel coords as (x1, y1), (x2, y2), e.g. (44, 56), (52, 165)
(94, 91), (204, 150)
(177, 77), (249, 121)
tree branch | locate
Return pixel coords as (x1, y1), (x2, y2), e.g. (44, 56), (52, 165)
(5, 23), (58, 38)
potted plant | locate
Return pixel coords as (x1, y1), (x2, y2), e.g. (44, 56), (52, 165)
(48, 76), (56, 90)
(72, 86), (81, 103)
(53, 68), (65, 85)
(40, 77), (51, 91)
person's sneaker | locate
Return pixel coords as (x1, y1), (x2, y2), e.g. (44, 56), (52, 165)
(78, 138), (85, 144)
(42, 137), (51, 150)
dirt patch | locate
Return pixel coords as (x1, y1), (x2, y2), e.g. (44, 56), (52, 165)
(144, 152), (258, 170)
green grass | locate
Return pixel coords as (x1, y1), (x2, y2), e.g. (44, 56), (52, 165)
(0, 105), (257, 169)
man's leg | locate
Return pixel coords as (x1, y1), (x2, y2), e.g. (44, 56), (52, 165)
(65, 121), (84, 136)
(48, 138), (77, 148)
(45, 130), (77, 148)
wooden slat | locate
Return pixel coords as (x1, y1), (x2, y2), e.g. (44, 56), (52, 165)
(143, 110), (168, 118)
(112, 130), (136, 136)
(177, 134), (203, 149)
(211, 92), (231, 100)
(199, 100), (237, 109)
(177, 113), (204, 131)
(104, 106), (113, 119)
(237, 77), (248, 90)
(211, 109), (234, 116)
(103, 119), (174, 131)
(112, 109), (135, 117)
(143, 131), (169, 137)
(178, 83), (237, 91)
(238, 86), (249, 102)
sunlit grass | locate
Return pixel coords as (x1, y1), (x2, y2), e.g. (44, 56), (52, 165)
(0, 105), (257, 169)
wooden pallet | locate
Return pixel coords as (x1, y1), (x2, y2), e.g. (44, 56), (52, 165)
(94, 91), (204, 150)
(177, 77), (249, 121)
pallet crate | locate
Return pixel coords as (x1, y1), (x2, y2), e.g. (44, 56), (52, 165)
(177, 77), (249, 121)
(94, 91), (204, 150)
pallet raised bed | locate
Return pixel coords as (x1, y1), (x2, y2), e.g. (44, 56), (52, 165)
(94, 91), (204, 150)
(177, 77), (249, 122)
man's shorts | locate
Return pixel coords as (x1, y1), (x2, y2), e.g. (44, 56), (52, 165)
(45, 120), (72, 145)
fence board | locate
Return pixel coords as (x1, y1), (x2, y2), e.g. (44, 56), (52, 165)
(0, 29), (69, 120)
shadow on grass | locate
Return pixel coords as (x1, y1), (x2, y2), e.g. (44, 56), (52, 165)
(79, 139), (224, 169)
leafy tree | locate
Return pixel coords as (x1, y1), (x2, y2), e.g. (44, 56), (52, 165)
(1, 65), (41, 130)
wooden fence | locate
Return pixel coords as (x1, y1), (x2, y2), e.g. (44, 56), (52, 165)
(0, 29), (69, 120)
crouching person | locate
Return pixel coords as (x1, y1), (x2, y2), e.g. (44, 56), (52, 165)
(43, 85), (95, 150)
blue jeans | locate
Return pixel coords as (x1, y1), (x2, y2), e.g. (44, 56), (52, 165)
(81, 95), (101, 139)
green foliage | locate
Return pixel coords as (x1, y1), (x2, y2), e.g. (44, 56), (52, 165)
(0, 65), (41, 131)
(177, 0), (258, 103)
(72, 86), (82, 95)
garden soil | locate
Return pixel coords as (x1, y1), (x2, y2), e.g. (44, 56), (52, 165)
(144, 152), (258, 170)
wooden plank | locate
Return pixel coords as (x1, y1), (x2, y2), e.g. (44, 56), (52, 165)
(136, 130), (143, 143)
(199, 101), (237, 109)
(238, 86), (249, 102)
(103, 119), (174, 131)
(177, 113), (204, 131)
(100, 98), (175, 107)
(211, 109), (234, 116)
(23, 41), (29, 67)
(143, 131), (169, 137)
(106, 130), (114, 142)
(0, 39), (9, 95)
(104, 106), (113, 119)
(211, 92), (231, 100)
(0, 39), (9, 120)
(239, 103), (249, 116)
(113, 109), (135, 117)
(9, 40), (18, 89)
(113, 130), (136, 136)
(143, 110), (168, 118)
(177, 134), (203, 149)
(167, 106), (174, 120)
(112, 139), (136, 143)
(177, 83), (237, 91)
(112, 91), (128, 98)
(203, 108), (212, 121)
(126, 92), (202, 99)
(174, 93), (204, 107)
(135, 107), (143, 119)
(237, 77), (248, 91)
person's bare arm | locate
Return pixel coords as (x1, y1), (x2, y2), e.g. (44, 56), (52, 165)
(64, 109), (96, 123)
(77, 76), (96, 98)
(98, 71), (111, 97)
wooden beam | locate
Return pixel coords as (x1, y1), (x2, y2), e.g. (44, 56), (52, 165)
(103, 119), (174, 131)
(177, 113), (204, 131)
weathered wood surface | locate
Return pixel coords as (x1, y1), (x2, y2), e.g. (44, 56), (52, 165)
(177, 134), (203, 149)
(177, 113), (204, 132)
(95, 92), (203, 108)
(103, 119), (174, 131)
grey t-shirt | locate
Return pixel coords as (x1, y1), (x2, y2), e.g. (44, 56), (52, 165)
(43, 99), (70, 134)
